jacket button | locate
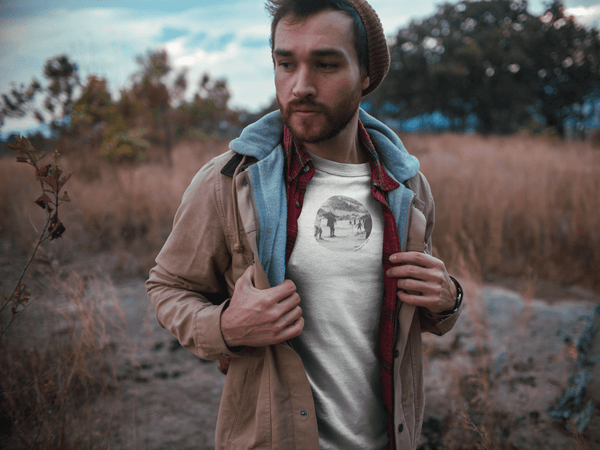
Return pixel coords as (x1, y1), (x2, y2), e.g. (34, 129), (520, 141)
(398, 423), (404, 433)
(295, 200), (300, 208)
(300, 410), (307, 417)
(394, 350), (399, 358)
(303, 165), (310, 172)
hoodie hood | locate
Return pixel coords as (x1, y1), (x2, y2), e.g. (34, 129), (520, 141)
(229, 108), (420, 183)
(228, 108), (421, 289)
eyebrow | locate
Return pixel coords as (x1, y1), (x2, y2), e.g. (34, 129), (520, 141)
(273, 47), (346, 58)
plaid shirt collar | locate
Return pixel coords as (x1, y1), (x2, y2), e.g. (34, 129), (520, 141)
(283, 120), (400, 192)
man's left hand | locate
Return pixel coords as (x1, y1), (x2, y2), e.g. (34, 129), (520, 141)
(386, 252), (457, 314)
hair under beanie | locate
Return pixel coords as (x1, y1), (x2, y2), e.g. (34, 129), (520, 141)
(347, 0), (390, 96)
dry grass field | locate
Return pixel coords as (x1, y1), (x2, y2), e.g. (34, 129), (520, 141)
(401, 132), (600, 292)
(1, 132), (599, 448)
(3, 133), (599, 292)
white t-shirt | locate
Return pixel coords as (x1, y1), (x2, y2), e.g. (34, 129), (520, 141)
(286, 151), (388, 450)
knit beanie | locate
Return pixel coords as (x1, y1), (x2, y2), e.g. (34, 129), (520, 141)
(346, 0), (390, 96)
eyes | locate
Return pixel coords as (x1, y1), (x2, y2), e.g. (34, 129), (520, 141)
(276, 60), (339, 72)
(317, 62), (338, 70)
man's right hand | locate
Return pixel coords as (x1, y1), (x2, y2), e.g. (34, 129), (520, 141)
(220, 266), (304, 348)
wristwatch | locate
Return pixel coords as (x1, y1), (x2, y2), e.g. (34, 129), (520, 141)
(448, 275), (463, 312)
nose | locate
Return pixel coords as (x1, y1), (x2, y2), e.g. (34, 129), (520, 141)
(292, 66), (317, 99)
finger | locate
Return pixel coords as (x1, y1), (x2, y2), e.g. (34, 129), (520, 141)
(277, 304), (303, 331)
(389, 251), (439, 268)
(397, 290), (452, 313)
(278, 316), (304, 341)
(235, 265), (255, 290)
(269, 279), (297, 301)
(274, 291), (301, 316)
(397, 280), (455, 313)
(397, 290), (434, 308)
(396, 277), (429, 294)
(386, 263), (430, 281)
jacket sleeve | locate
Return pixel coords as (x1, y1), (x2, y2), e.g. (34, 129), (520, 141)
(146, 156), (244, 361)
(409, 172), (463, 336)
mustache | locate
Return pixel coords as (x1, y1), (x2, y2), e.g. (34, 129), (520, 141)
(286, 99), (328, 112)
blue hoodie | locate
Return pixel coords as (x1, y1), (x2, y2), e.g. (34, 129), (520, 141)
(229, 108), (420, 287)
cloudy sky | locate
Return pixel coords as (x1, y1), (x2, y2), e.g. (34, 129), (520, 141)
(1, 0), (599, 134)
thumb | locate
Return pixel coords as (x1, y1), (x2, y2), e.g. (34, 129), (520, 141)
(235, 265), (255, 290)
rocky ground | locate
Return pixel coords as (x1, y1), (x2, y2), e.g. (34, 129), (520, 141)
(105, 275), (600, 449)
(419, 280), (600, 449)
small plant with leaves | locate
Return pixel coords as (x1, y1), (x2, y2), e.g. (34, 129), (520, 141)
(0, 136), (72, 343)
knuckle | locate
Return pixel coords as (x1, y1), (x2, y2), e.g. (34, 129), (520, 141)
(266, 290), (280, 305)
(273, 322), (285, 334)
(294, 292), (301, 303)
(234, 275), (246, 291)
(283, 279), (296, 291)
(267, 308), (280, 323)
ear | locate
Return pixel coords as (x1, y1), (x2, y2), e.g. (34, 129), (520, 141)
(362, 75), (370, 91)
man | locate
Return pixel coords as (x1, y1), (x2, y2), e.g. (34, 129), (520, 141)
(146, 1), (463, 449)
(326, 214), (336, 237)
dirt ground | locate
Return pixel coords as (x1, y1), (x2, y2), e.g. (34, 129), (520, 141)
(1, 243), (599, 449)
(106, 274), (600, 449)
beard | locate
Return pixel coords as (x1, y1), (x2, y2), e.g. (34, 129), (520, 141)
(277, 84), (362, 144)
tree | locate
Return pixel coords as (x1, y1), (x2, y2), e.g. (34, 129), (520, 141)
(370, 0), (600, 136)
(0, 55), (80, 133)
(123, 49), (177, 164)
(176, 72), (238, 140)
(527, 1), (600, 137)
(70, 75), (115, 150)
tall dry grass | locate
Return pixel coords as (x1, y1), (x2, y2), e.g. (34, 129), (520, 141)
(1, 133), (598, 288)
(0, 270), (126, 448)
(400, 132), (600, 292)
(0, 140), (230, 277)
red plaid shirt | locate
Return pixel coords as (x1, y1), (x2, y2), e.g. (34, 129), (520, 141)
(283, 122), (403, 449)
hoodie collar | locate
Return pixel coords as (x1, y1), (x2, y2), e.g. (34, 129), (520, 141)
(282, 121), (399, 192)
(229, 108), (420, 184)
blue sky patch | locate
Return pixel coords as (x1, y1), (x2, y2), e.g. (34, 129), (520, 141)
(240, 36), (269, 49)
(156, 27), (190, 44)
(200, 33), (236, 52)
(188, 32), (209, 47)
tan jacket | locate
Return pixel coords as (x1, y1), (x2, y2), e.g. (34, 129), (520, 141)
(147, 149), (462, 450)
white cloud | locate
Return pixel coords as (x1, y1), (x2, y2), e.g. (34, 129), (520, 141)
(566, 6), (600, 26)
(0, 2), (275, 137)
(1, 0), (590, 136)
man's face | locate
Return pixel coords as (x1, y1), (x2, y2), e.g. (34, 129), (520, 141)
(273, 9), (369, 144)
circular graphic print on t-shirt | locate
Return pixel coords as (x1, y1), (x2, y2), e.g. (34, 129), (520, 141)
(313, 195), (373, 252)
